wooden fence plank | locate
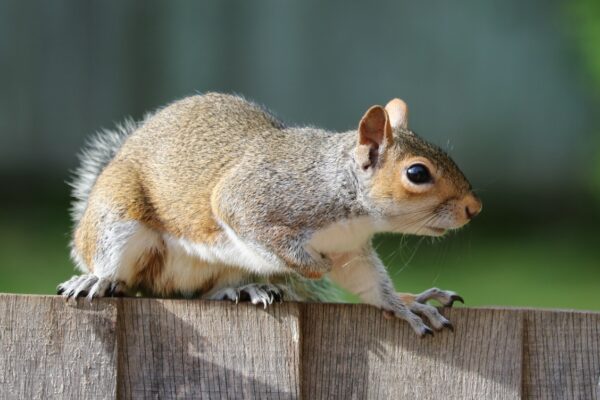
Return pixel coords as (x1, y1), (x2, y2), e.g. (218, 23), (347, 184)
(301, 305), (523, 400)
(1, 295), (599, 399)
(523, 309), (600, 400)
(117, 299), (301, 399)
(0, 294), (118, 400)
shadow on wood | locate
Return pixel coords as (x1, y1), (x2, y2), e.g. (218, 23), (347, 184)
(117, 299), (300, 399)
(0, 294), (598, 399)
(301, 305), (523, 399)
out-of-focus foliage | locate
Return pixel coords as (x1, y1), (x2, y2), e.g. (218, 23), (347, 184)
(570, 0), (600, 195)
(571, 0), (600, 88)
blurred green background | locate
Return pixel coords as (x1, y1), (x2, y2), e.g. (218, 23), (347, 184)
(1, 1), (599, 309)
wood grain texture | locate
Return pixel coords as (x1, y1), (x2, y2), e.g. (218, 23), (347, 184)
(301, 304), (523, 400)
(0, 294), (118, 400)
(1, 294), (599, 399)
(523, 309), (600, 400)
(117, 299), (301, 399)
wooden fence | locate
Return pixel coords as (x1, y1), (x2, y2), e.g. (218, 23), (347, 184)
(0, 294), (598, 399)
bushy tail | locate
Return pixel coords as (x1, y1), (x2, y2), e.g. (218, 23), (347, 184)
(69, 118), (138, 223)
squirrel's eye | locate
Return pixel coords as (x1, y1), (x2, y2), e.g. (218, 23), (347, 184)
(406, 164), (432, 184)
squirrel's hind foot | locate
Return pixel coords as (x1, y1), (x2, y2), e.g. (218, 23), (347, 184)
(57, 274), (127, 301)
(209, 283), (283, 309)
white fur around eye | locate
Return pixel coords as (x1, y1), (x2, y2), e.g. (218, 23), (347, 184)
(400, 168), (434, 193)
(399, 158), (437, 194)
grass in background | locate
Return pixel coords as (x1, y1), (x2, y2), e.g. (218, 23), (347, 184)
(0, 206), (73, 294)
(379, 225), (600, 310)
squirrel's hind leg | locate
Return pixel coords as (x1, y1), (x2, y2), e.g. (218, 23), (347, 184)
(67, 168), (166, 299)
(67, 215), (164, 300)
(62, 218), (160, 300)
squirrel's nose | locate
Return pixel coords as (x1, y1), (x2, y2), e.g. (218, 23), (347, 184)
(463, 194), (482, 220)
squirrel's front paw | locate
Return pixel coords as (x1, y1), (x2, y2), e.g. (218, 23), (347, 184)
(383, 287), (462, 336)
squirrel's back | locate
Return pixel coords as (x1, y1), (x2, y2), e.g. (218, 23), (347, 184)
(70, 93), (284, 225)
(68, 93), (338, 300)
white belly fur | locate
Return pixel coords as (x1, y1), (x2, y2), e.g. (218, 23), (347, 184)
(162, 220), (289, 284)
(161, 237), (231, 293)
(114, 217), (382, 294)
(308, 216), (386, 254)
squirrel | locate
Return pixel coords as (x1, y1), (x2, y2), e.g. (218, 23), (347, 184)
(58, 93), (482, 336)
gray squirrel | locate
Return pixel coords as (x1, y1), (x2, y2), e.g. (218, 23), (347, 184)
(58, 93), (481, 336)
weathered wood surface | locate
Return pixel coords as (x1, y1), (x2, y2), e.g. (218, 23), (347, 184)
(0, 295), (118, 400)
(523, 309), (600, 400)
(0, 294), (599, 400)
(117, 299), (301, 399)
(301, 305), (523, 399)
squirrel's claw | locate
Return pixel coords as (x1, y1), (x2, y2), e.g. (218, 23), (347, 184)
(414, 287), (465, 308)
(421, 327), (434, 337)
(446, 294), (464, 307)
(442, 321), (454, 332)
(210, 283), (283, 309)
(57, 274), (126, 302)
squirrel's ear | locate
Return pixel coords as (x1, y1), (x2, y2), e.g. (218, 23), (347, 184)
(385, 98), (409, 129)
(356, 105), (393, 170)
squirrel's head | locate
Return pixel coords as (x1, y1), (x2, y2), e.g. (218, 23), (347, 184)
(354, 98), (482, 236)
